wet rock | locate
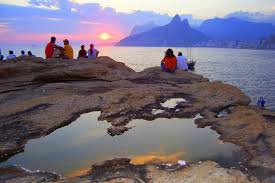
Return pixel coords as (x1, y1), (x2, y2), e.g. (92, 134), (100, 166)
(0, 166), (60, 183)
(107, 126), (131, 136)
(61, 159), (258, 183)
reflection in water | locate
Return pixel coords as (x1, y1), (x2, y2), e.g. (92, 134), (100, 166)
(67, 167), (91, 178)
(131, 152), (184, 165)
(0, 112), (243, 177)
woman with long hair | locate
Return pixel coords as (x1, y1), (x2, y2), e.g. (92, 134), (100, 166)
(161, 48), (177, 73)
(88, 44), (99, 59)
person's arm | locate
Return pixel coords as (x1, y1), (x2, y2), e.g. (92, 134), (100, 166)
(161, 58), (166, 64)
(53, 44), (63, 50)
(96, 50), (99, 57)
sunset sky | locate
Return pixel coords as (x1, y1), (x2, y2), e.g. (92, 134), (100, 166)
(0, 0), (275, 45)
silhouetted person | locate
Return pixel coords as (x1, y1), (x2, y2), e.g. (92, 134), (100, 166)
(21, 50), (27, 56)
(7, 50), (16, 60)
(78, 45), (87, 58)
(88, 44), (99, 59)
(27, 51), (34, 56)
(161, 49), (177, 73)
(28, 51), (36, 57)
(0, 49), (3, 60)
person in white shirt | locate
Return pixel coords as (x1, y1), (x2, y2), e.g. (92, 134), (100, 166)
(21, 50), (27, 56)
(7, 50), (16, 60)
(87, 44), (99, 59)
(176, 52), (188, 71)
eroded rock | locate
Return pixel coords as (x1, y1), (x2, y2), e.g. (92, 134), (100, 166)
(0, 56), (274, 182)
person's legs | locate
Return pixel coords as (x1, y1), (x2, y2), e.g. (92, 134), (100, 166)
(52, 49), (61, 58)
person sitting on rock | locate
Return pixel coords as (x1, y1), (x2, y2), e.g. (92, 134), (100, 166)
(21, 50), (27, 56)
(88, 44), (99, 59)
(27, 51), (35, 57)
(45, 37), (64, 59)
(0, 49), (3, 60)
(177, 52), (188, 71)
(161, 49), (177, 73)
(78, 45), (87, 58)
(7, 50), (16, 60)
(63, 39), (74, 59)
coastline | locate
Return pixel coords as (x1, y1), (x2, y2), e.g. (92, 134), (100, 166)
(0, 56), (274, 182)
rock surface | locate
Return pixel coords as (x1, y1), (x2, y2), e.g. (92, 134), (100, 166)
(0, 159), (259, 183)
(0, 56), (274, 182)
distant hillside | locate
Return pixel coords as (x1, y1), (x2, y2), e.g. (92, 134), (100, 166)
(117, 15), (208, 47)
(130, 22), (159, 36)
(198, 17), (275, 41)
(225, 11), (275, 25)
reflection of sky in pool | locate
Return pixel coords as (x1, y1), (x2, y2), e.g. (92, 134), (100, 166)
(0, 112), (242, 177)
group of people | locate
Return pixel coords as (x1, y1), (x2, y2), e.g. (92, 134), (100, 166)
(45, 37), (99, 59)
(0, 49), (34, 60)
(161, 48), (189, 73)
(0, 36), (100, 61)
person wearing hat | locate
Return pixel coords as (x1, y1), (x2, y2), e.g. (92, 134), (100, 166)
(63, 39), (74, 59)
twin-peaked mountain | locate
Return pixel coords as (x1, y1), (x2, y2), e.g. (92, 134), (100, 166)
(116, 15), (208, 46)
(117, 15), (275, 46)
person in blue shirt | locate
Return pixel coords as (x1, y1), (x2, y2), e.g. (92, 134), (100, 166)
(87, 44), (99, 59)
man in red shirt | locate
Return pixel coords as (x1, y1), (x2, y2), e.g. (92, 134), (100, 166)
(45, 37), (63, 59)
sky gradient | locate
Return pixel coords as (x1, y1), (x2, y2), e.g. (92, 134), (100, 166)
(0, 0), (275, 45)
(1, 0), (275, 18)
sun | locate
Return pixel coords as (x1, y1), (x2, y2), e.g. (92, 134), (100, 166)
(99, 32), (112, 41)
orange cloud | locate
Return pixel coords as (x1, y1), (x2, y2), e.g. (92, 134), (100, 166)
(272, 5), (275, 11)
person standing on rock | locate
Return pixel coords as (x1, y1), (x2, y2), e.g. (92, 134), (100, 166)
(88, 44), (99, 59)
(161, 49), (177, 73)
(45, 37), (64, 59)
(63, 39), (74, 59)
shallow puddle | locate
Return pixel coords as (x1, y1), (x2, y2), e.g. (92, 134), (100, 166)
(0, 112), (243, 177)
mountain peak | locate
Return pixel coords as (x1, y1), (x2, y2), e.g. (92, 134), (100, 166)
(182, 19), (190, 27)
(170, 14), (182, 24)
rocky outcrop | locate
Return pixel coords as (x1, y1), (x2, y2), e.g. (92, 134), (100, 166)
(0, 165), (60, 183)
(0, 56), (274, 182)
(0, 159), (259, 183)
